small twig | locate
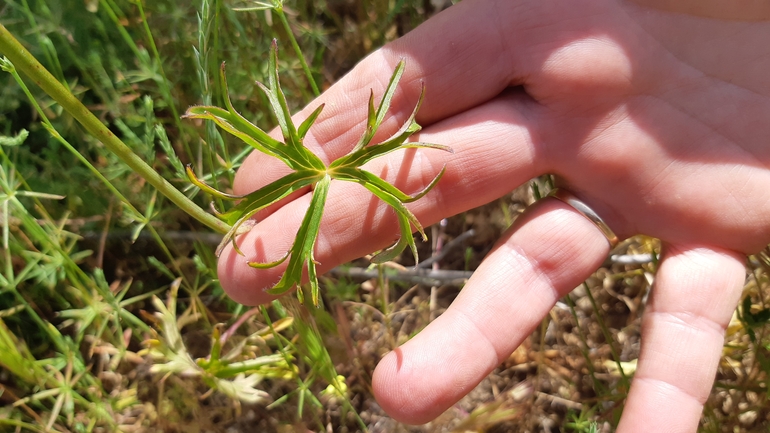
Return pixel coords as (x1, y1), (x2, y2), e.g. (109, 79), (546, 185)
(415, 228), (475, 269)
(96, 199), (113, 269)
(429, 219), (448, 321)
(394, 284), (421, 308)
(341, 301), (386, 322)
(606, 253), (653, 266)
(535, 391), (583, 411)
(78, 230), (223, 246)
(330, 266), (472, 287)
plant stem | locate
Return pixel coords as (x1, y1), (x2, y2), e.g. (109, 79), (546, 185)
(564, 294), (606, 395)
(0, 24), (230, 234)
(19, 0), (67, 87)
(583, 282), (630, 387)
(275, 6), (320, 97)
(134, 0), (192, 156)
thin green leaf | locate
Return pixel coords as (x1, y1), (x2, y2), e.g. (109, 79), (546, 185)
(248, 251), (290, 269)
(186, 165), (241, 200)
(184, 106), (291, 165)
(351, 90), (376, 152)
(332, 86), (439, 169)
(219, 61), (243, 120)
(267, 175), (331, 297)
(255, 81), (324, 170)
(224, 103), (325, 171)
(232, 0), (279, 12)
(351, 60), (406, 152)
(374, 60), (406, 134)
(267, 40), (298, 148)
(370, 211), (415, 264)
(360, 182), (426, 263)
(217, 213), (255, 257)
(297, 104), (325, 141)
(185, 105), (282, 149)
(364, 182), (426, 241)
(402, 142), (454, 152)
(308, 256), (319, 307)
(216, 171), (320, 225)
(214, 172), (321, 256)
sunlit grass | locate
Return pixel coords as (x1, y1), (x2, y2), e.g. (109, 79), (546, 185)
(0, 1), (768, 432)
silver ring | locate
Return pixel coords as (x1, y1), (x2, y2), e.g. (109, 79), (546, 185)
(547, 188), (619, 249)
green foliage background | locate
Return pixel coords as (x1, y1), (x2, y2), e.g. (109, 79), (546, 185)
(1, 1), (769, 432)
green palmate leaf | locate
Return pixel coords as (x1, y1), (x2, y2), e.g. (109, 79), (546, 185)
(187, 42), (451, 305)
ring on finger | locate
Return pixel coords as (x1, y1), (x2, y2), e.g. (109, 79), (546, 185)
(547, 188), (619, 249)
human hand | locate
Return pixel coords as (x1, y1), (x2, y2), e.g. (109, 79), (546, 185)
(217, 0), (770, 430)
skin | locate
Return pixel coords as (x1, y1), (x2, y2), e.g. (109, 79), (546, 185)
(218, 0), (770, 430)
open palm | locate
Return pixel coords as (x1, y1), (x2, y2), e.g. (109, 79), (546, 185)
(218, 0), (770, 430)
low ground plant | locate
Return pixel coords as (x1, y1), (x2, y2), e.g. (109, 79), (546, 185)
(0, 1), (768, 432)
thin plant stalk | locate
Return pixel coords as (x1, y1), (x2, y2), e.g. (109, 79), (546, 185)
(0, 23), (230, 234)
(100, 0), (194, 159)
(275, 6), (320, 97)
(30, 5), (114, 113)
(564, 294), (606, 394)
(196, 0), (229, 209)
(377, 263), (388, 314)
(133, 0), (192, 157)
(19, 0), (67, 87)
(583, 282), (630, 386)
(2, 56), (196, 292)
(0, 159), (76, 355)
(0, 148), (151, 350)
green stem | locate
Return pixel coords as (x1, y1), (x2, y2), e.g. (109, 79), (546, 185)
(211, 354), (286, 378)
(136, 0), (179, 122)
(583, 282), (630, 386)
(0, 24), (230, 234)
(19, 0), (66, 87)
(564, 294), (606, 395)
(275, 6), (320, 97)
(134, 0), (192, 156)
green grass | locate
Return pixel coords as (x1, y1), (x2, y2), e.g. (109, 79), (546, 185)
(0, 1), (769, 432)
